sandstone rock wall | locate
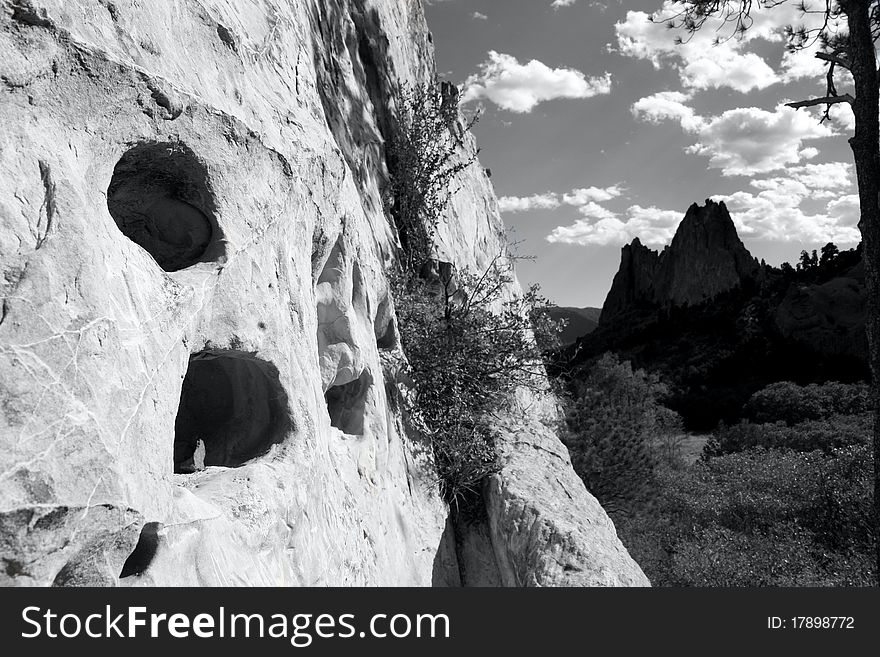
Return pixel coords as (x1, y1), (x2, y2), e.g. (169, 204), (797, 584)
(0, 0), (646, 587)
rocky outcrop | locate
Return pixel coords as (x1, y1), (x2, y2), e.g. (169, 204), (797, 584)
(602, 200), (759, 322)
(601, 238), (661, 320)
(775, 262), (867, 361)
(0, 0), (645, 586)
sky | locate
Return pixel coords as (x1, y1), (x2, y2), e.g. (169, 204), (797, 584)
(422, 0), (861, 308)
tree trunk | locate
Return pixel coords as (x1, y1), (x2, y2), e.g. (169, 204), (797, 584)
(843, 0), (880, 585)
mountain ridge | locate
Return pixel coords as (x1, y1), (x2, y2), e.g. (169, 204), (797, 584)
(563, 200), (868, 430)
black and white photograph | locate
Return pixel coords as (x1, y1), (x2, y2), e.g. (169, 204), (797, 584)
(0, 0), (877, 651)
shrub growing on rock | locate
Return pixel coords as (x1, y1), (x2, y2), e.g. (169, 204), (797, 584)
(387, 82), (479, 272)
(386, 80), (559, 512)
(392, 257), (560, 511)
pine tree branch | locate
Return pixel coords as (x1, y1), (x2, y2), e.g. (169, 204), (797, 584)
(786, 93), (854, 109)
(815, 51), (851, 69)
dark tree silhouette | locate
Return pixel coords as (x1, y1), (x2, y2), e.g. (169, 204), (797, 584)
(663, 0), (880, 583)
(820, 241), (840, 267)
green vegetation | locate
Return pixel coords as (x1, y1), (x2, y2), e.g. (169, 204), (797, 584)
(386, 82), (559, 512)
(561, 354), (678, 515)
(393, 260), (559, 510)
(561, 359), (876, 586)
(741, 380), (871, 425)
(620, 446), (873, 586)
(387, 82), (478, 272)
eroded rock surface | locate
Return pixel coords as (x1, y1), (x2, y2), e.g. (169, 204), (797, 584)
(0, 0), (646, 587)
(602, 200), (759, 322)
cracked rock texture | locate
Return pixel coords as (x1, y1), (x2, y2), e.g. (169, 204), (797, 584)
(0, 0), (647, 587)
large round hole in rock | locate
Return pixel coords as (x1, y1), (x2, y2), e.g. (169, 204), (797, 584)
(174, 351), (291, 472)
(325, 370), (372, 436)
(107, 142), (223, 271)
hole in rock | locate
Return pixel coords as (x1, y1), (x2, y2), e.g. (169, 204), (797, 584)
(119, 522), (161, 579)
(107, 141), (223, 271)
(174, 351), (291, 472)
(376, 320), (396, 350)
(325, 370), (372, 436)
(374, 294), (397, 350)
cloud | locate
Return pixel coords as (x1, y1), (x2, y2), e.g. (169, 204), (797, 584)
(614, 2), (840, 92)
(546, 205), (683, 246)
(562, 185), (625, 205)
(498, 184), (623, 213)
(750, 162), (853, 199)
(691, 106), (833, 175)
(714, 190), (861, 244)
(827, 195), (861, 227)
(631, 91), (702, 131)
(472, 11), (488, 20)
(633, 93), (835, 176)
(542, 157), (857, 247)
(461, 51), (611, 113)
(551, 0), (578, 7)
(498, 193), (561, 213)
(702, 159), (859, 243)
(689, 105), (834, 175)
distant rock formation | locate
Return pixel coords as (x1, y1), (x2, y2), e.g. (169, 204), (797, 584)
(572, 199), (868, 431)
(602, 200), (759, 322)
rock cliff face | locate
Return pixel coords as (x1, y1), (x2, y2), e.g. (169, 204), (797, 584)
(774, 262), (867, 361)
(602, 200), (759, 322)
(0, 0), (646, 586)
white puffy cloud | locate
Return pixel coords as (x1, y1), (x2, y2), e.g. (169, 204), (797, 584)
(827, 194), (861, 227)
(498, 185), (623, 213)
(711, 158), (859, 244)
(461, 51), (611, 113)
(631, 91), (702, 130)
(472, 11), (488, 20)
(633, 95), (835, 176)
(498, 193), (561, 213)
(689, 105), (834, 175)
(562, 184), (624, 205)
(715, 189), (860, 244)
(751, 162), (853, 199)
(552, 0), (578, 7)
(828, 103), (856, 131)
(615, 2), (841, 92)
(546, 205), (682, 246)
(542, 158), (857, 247)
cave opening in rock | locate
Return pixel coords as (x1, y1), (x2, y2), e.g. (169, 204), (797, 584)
(174, 351), (291, 472)
(119, 522), (160, 579)
(374, 294), (397, 350)
(107, 141), (223, 271)
(325, 370), (372, 436)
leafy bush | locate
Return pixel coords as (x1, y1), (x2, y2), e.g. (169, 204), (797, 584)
(743, 381), (870, 425)
(615, 445), (875, 586)
(393, 259), (557, 510)
(709, 413), (871, 456)
(386, 81), (559, 512)
(387, 82), (478, 272)
(562, 353), (681, 514)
